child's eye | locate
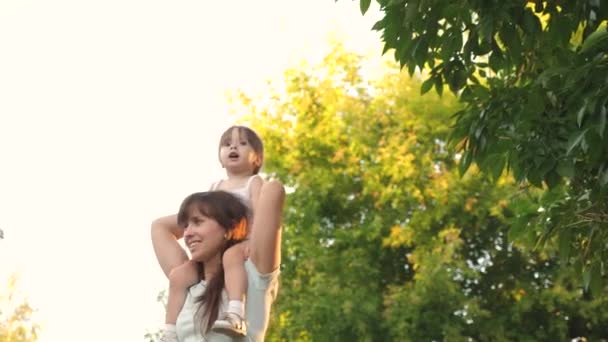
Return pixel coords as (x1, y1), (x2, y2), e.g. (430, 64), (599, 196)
(240, 141), (248, 145)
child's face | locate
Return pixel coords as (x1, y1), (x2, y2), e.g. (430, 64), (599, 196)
(219, 129), (259, 175)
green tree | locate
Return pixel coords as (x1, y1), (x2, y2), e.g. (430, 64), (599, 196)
(0, 274), (40, 342)
(351, 0), (608, 292)
(237, 43), (608, 341)
(143, 289), (167, 342)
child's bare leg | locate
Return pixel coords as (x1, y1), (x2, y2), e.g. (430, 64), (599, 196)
(224, 242), (248, 305)
(249, 180), (285, 274)
(212, 242), (248, 336)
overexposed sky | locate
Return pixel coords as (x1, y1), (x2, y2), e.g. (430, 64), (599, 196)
(0, 1), (381, 341)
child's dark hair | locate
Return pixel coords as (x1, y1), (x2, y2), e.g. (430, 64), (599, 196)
(219, 125), (264, 174)
(177, 191), (249, 332)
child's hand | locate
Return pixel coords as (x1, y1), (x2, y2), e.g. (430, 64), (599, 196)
(169, 260), (199, 289)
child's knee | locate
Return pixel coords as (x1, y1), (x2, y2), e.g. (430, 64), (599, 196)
(263, 180), (285, 199)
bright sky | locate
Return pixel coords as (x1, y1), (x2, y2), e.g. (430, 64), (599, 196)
(0, 1), (381, 341)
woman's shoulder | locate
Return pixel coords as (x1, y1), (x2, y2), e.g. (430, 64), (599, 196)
(185, 279), (206, 296)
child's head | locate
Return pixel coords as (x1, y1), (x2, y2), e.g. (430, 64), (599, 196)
(218, 125), (264, 175)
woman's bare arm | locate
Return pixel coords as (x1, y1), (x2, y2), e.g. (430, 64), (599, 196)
(151, 214), (189, 278)
(249, 180), (285, 274)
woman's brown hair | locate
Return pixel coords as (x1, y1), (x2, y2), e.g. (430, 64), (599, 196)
(177, 191), (250, 333)
(219, 125), (264, 174)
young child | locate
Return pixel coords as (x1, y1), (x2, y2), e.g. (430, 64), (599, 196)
(160, 125), (264, 342)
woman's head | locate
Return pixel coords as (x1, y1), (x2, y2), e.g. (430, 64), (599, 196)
(177, 191), (249, 263)
(218, 125), (264, 175)
(177, 191), (249, 332)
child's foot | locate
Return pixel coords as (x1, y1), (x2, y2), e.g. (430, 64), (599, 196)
(211, 312), (247, 337)
(159, 329), (178, 342)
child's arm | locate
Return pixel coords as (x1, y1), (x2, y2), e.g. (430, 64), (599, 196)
(151, 214), (188, 279)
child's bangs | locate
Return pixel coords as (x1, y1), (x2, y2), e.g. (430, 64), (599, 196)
(219, 128), (233, 145)
(219, 126), (255, 144)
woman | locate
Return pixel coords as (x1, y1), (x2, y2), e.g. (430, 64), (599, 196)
(151, 181), (285, 341)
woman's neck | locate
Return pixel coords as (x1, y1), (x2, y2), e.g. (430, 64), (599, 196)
(202, 256), (222, 281)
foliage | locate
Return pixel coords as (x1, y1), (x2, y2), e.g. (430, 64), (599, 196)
(237, 43), (608, 341)
(0, 274), (40, 342)
(143, 289), (167, 342)
(351, 0), (608, 292)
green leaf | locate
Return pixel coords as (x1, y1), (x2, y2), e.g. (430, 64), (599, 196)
(566, 129), (589, 155)
(508, 216), (529, 242)
(583, 266), (592, 290)
(360, 0), (372, 15)
(413, 38), (429, 69)
(559, 228), (572, 263)
(489, 51), (503, 72)
(599, 105), (606, 138)
(490, 155), (506, 180)
(434, 76), (444, 96)
(451, 69), (468, 93)
(527, 87), (545, 114)
(528, 168), (544, 188)
(479, 15), (494, 43)
(544, 170), (561, 188)
(590, 261), (602, 295)
(499, 23), (521, 57)
(459, 150), (472, 176)
(556, 160), (575, 178)
(382, 42), (391, 55)
(523, 9), (542, 35)
(372, 18), (385, 31)
(580, 27), (608, 54)
(600, 168), (608, 186)
(445, 30), (463, 60)
(407, 61), (416, 76)
(421, 76), (434, 95)
(539, 159), (556, 175)
(577, 102), (587, 127)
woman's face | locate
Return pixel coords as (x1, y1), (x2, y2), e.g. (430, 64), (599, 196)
(183, 206), (226, 263)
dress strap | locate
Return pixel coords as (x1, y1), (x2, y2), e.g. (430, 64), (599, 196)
(244, 175), (259, 189)
(210, 179), (223, 191)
